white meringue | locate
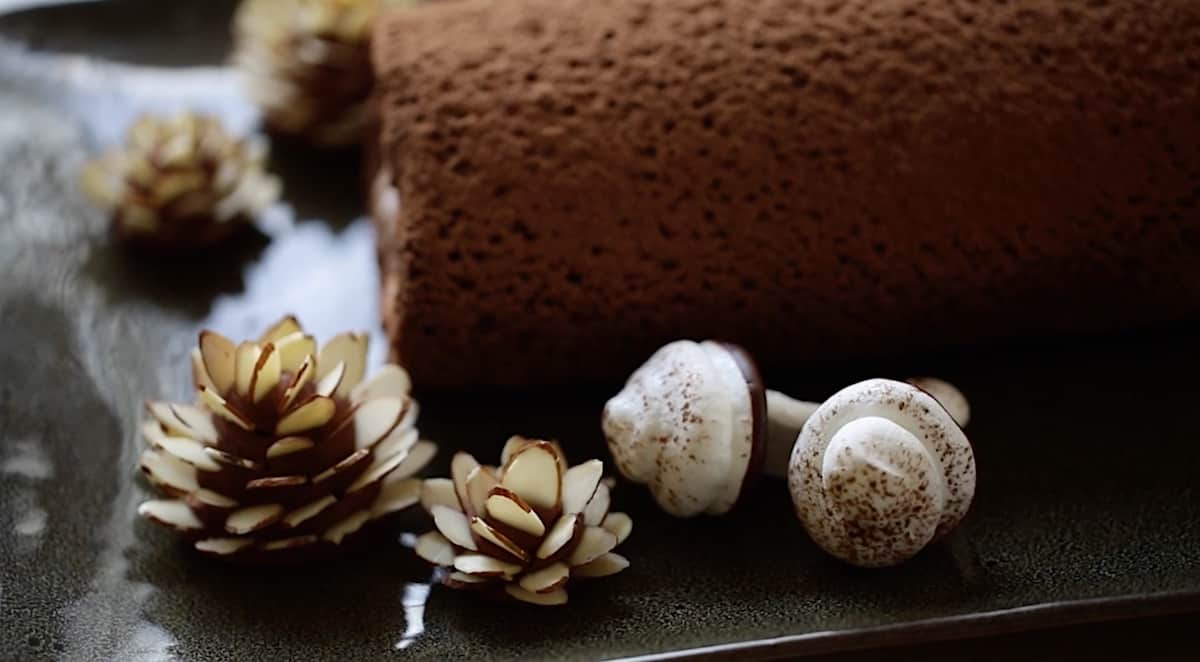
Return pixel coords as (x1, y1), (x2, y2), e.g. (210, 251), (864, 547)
(602, 340), (760, 517)
(788, 378), (976, 567)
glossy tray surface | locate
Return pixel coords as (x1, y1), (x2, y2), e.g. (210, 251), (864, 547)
(1, 2), (1198, 660)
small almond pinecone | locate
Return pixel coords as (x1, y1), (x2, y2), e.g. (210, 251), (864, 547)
(80, 112), (280, 251)
(137, 316), (434, 563)
(233, 0), (415, 147)
(415, 437), (632, 606)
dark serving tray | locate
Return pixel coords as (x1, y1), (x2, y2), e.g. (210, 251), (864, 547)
(1, 1), (1198, 660)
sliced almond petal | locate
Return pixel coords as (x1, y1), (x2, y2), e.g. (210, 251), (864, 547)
(147, 402), (217, 443)
(323, 510), (370, 544)
(146, 401), (188, 435)
(317, 332), (367, 397)
(485, 487), (545, 537)
(198, 330), (236, 393)
(154, 433), (222, 472)
(140, 449), (198, 494)
(352, 397), (404, 449)
(536, 513), (581, 560)
(233, 342), (261, 397)
(518, 562), (570, 593)
(347, 450), (407, 493)
(138, 499), (201, 531)
(350, 364), (411, 403)
(283, 495), (336, 528)
(395, 398), (420, 433)
(260, 535), (318, 552)
(266, 436), (314, 458)
(170, 404), (219, 442)
(572, 552), (630, 578)
(602, 512), (633, 545)
(431, 505), (477, 551)
(250, 343), (281, 403)
(193, 488), (237, 508)
(141, 421), (221, 471)
(420, 478), (461, 513)
(387, 438), (435, 479)
(465, 466), (500, 519)
(204, 446), (260, 472)
(275, 332), (316, 373)
(275, 396), (335, 435)
(313, 448), (370, 486)
(582, 481), (611, 527)
(446, 571), (491, 585)
(198, 386), (253, 430)
(453, 553), (521, 578)
(414, 530), (456, 566)
(451, 452), (481, 516)
(139, 419), (169, 449)
(280, 355), (315, 410)
(548, 441), (569, 475)
(258, 315), (302, 344)
(225, 503), (284, 535)
(469, 516), (529, 562)
(191, 347), (216, 392)
(194, 537), (253, 555)
(505, 585), (567, 606)
(245, 475), (307, 494)
(567, 527), (618, 566)
(370, 412), (417, 458)
(499, 436), (532, 467)
(315, 360), (346, 398)
(561, 460), (604, 515)
(501, 441), (562, 511)
(371, 477), (422, 518)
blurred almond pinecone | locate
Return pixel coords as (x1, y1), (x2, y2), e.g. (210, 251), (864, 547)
(80, 112), (280, 251)
(138, 316), (434, 563)
(233, 0), (417, 147)
(416, 438), (632, 605)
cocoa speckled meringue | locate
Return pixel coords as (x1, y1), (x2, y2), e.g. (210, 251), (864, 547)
(788, 378), (976, 567)
(603, 341), (975, 562)
(602, 340), (766, 517)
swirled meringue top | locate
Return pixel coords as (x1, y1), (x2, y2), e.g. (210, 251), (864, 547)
(787, 378), (976, 567)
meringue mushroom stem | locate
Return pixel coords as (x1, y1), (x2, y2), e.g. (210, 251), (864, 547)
(906, 376), (971, 429)
(760, 378), (971, 478)
(763, 390), (821, 478)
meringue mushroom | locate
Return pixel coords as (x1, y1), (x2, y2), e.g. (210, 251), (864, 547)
(906, 376), (970, 428)
(602, 340), (766, 517)
(767, 376), (970, 476)
(602, 340), (970, 518)
(787, 378), (976, 567)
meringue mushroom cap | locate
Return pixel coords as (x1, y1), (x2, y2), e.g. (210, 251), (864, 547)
(602, 340), (763, 517)
(788, 378), (976, 567)
(907, 376), (971, 428)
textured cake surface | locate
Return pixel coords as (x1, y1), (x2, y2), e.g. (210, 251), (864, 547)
(372, 0), (1200, 388)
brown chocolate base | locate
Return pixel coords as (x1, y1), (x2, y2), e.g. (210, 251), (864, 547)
(371, 0), (1200, 388)
(719, 342), (767, 509)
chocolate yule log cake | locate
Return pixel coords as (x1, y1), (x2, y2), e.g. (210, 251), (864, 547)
(370, 0), (1200, 388)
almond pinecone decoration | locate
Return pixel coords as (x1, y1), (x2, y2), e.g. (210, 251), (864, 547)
(233, 0), (410, 147)
(80, 112), (280, 251)
(137, 316), (434, 563)
(415, 438), (632, 606)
